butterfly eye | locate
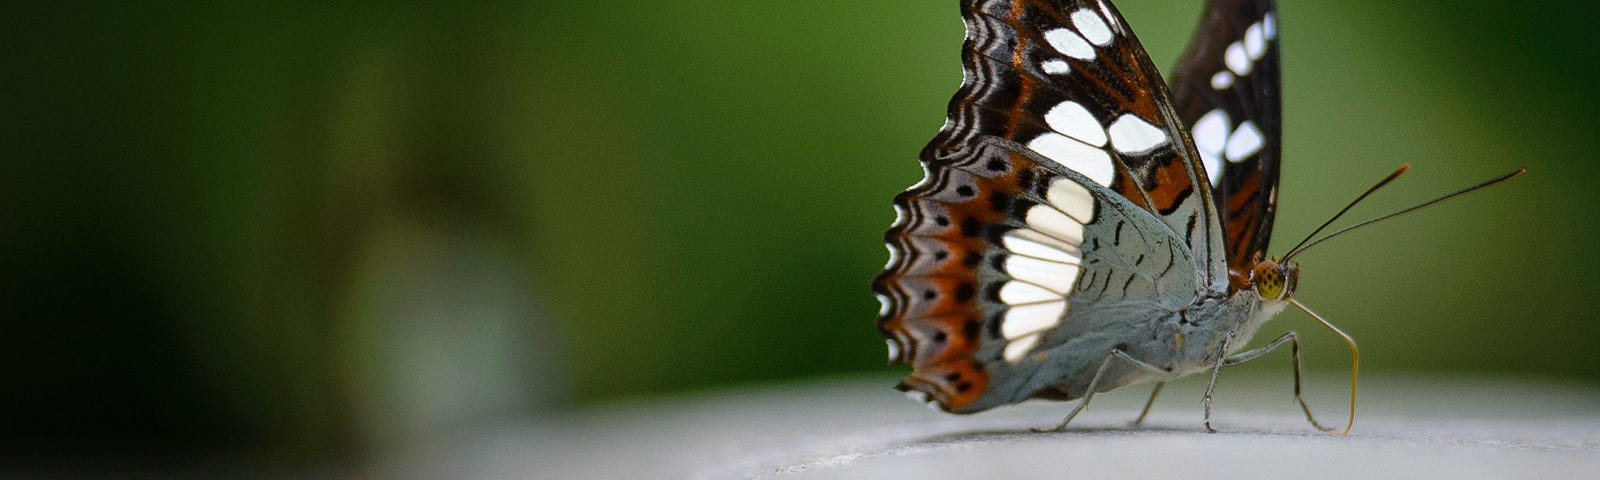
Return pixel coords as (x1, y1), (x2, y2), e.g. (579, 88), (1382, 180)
(1253, 261), (1287, 300)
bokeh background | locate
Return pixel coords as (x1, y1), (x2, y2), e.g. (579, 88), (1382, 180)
(6, 0), (1597, 469)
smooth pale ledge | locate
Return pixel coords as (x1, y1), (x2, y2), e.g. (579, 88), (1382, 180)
(412, 374), (1600, 479)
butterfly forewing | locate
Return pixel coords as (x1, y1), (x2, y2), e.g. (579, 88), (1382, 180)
(927, 0), (1227, 291)
(877, 0), (1228, 412)
(1169, 0), (1282, 285)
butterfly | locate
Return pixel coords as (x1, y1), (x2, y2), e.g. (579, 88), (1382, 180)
(872, 0), (1334, 434)
(874, 0), (1524, 434)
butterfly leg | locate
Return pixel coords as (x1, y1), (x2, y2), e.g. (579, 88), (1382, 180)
(1128, 382), (1165, 428)
(1034, 350), (1172, 432)
(1200, 332), (1235, 433)
(1221, 331), (1336, 432)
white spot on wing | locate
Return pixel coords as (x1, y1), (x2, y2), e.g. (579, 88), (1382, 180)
(999, 280), (1060, 304)
(1225, 121), (1264, 162)
(884, 243), (901, 269)
(1070, 8), (1113, 46)
(1025, 206), (1085, 246)
(1041, 59), (1070, 75)
(1001, 300), (1067, 340)
(876, 293), (891, 316)
(1192, 110), (1230, 155)
(1003, 333), (1041, 362)
(1008, 229), (1081, 259)
(1194, 109), (1230, 186)
(1264, 12), (1277, 40)
(1027, 133), (1115, 186)
(1045, 178), (1095, 224)
(1201, 151), (1223, 187)
(1225, 41), (1252, 75)
(885, 338), (900, 361)
(1210, 71), (1235, 90)
(1006, 255), (1080, 294)
(1003, 232), (1080, 263)
(1044, 28), (1096, 61)
(890, 204), (908, 228)
(1044, 101), (1106, 147)
(1106, 114), (1169, 154)
(1245, 23), (1266, 60)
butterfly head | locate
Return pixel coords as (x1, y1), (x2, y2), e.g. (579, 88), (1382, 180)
(1252, 258), (1299, 301)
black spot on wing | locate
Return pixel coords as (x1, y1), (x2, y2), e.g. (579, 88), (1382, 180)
(960, 217), (982, 237)
(956, 282), (977, 303)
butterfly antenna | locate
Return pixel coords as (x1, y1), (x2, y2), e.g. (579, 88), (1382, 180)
(1289, 299), (1358, 436)
(1283, 167), (1526, 262)
(1280, 164), (1411, 260)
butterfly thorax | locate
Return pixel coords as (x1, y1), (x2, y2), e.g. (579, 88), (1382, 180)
(1151, 259), (1299, 386)
(1193, 257), (1299, 359)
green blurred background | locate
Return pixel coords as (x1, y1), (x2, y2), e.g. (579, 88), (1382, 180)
(5, 0), (1597, 465)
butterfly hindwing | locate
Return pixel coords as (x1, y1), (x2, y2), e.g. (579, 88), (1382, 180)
(1169, 0), (1282, 285)
(875, 138), (1202, 412)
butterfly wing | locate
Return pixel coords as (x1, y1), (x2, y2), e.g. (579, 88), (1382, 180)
(875, 138), (1201, 412)
(925, 0), (1229, 292)
(875, 0), (1225, 412)
(1168, 0), (1281, 285)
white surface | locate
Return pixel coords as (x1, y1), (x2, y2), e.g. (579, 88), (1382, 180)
(391, 374), (1600, 480)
